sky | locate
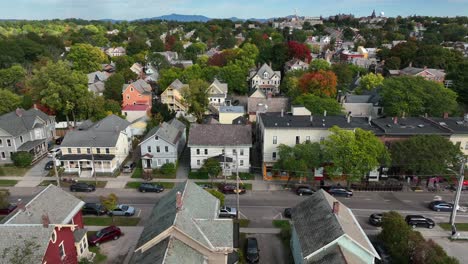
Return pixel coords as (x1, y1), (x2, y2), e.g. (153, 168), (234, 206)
(1, 0), (467, 20)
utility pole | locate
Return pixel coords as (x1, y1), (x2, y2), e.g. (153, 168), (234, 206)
(450, 157), (466, 237)
(92, 137), (97, 185)
(53, 154), (60, 187)
(236, 151), (240, 219)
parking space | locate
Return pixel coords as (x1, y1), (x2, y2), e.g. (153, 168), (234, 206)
(24, 156), (50, 177)
(243, 234), (290, 264)
(98, 226), (144, 263)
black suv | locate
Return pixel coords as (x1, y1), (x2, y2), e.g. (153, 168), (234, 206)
(70, 182), (96, 192)
(82, 203), (107, 216)
(405, 215), (435, 229)
(139, 183), (164, 193)
(245, 237), (260, 263)
(369, 213), (383, 227)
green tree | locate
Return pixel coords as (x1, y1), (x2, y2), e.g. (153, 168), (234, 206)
(103, 73), (125, 103)
(356, 73), (384, 93)
(100, 193), (118, 222)
(160, 163), (176, 175)
(379, 211), (412, 263)
(293, 94), (343, 115)
(126, 38), (148, 56)
(219, 63), (248, 94)
(150, 38), (165, 52)
(332, 63), (354, 92)
(0, 189), (10, 208)
(0, 65), (26, 92)
(390, 135), (462, 177)
(322, 127), (390, 186)
(182, 79), (209, 122)
(381, 76), (458, 117)
(0, 89), (21, 114)
(147, 53), (170, 71)
(11, 151), (33, 167)
(384, 56), (401, 70)
(309, 59), (331, 72)
(217, 28), (236, 49)
(67, 43), (107, 73)
(201, 158), (222, 184)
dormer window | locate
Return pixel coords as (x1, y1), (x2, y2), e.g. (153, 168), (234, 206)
(263, 72), (269, 78)
(155, 136), (159, 140)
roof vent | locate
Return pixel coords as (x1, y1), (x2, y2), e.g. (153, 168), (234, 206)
(417, 124), (424, 128)
(287, 123), (290, 126)
(440, 122), (448, 126)
(386, 124), (392, 128)
(456, 121), (464, 125)
(274, 123), (278, 126)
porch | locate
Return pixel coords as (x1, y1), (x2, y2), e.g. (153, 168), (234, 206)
(60, 154), (117, 177)
(17, 139), (48, 163)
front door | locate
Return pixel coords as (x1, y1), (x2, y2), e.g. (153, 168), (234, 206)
(145, 159), (151, 169)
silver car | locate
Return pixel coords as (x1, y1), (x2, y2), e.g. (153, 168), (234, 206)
(108, 204), (136, 216)
(219, 206), (237, 218)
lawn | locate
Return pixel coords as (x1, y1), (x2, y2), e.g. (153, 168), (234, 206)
(0, 165), (29, 176)
(237, 219), (250, 228)
(188, 171), (209, 179)
(83, 216), (141, 226)
(89, 246), (107, 263)
(153, 171), (176, 179)
(273, 219), (294, 263)
(273, 220), (291, 229)
(125, 182), (174, 189)
(131, 167), (143, 178)
(39, 180), (107, 188)
(0, 180), (18, 187)
(439, 223), (468, 231)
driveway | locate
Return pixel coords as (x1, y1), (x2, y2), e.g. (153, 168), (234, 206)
(176, 147), (189, 179)
(98, 226), (144, 264)
(24, 156), (50, 177)
(244, 234), (290, 264)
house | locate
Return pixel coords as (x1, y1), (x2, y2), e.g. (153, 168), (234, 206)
(0, 184), (92, 263)
(122, 104), (151, 122)
(130, 63), (144, 76)
(398, 65), (446, 83)
(284, 59), (309, 72)
(247, 89), (289, 122)
(128, 117), (149, 137)
(59, 115), (131, 177)
(122, 79), (153, 107)
(188, 124), (252, 175)
(87, 71), (109, 96)
(101, 62), (115, 73)
(130, 181), (236, 264)
(0, 108), (55, 164)
(428, 115), (468, 156)
(105, 47), (126, 57)
(160, 79), (189, 114)
(291, 189), (380, 263)
(248, 63), (281, 95)
(342, 91), (383, 118)
(139, 118), (186, 169)
(207, 78), (228, 106)
(219, 106), (245, 124)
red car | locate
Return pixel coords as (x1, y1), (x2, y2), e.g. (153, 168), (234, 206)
(0, 204), (17, 215)
(218, 183), (246, 194)
(88, 226), (122, 246)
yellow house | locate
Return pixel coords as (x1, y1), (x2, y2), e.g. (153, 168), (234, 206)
(160, 79), (189, 114)
(357, 46), (369, 59)
(219, 106), (245, 124)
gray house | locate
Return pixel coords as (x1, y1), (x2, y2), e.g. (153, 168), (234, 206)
(0, 108), (55, 164)
(139, 118), (186, 169)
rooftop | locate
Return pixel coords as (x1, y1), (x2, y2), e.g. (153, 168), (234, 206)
(141, 118), (185, 146)
(0, 108), (53, 137)
(371, 117), (450, 136)
(122, 104), (150, 111)
(188, 124), (252, 146)
(219, 106), (244, 113)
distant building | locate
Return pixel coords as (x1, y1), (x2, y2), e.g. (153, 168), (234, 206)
(105, 47), (126, 57)
(207, 78), (228, 106)
(160, 79), (189, 114)
(397, 65), (446, 83)
(284, 59), (309, 72)
(87, 71), (109, 96)
(248, 63), (281, 95)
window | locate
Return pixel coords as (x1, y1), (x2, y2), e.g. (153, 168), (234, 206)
(156, 146), (160, 153)
(196, 149), (200, 155)
(158, 159), (162, 166)
(20, 136), (23, 143)
(87, 148), (91, 154)
(165, 146), (169, 152)
(147, 146), (152, 152)
(68, 148), (72, 154)
(306, 136), (310, 141)
(233, 149), (237, 155)
(124, 112), (127, 116)
(59, 242), (65, 259)
(130, 87), (134, 92)
(77, 148), (81, 154)
(204, 149), (208, 155)
(166, 159), (169, 164)
(7, 139), (11, 147)
(240, 160), (244, 166)
(0, 139), (2, 146)
(96, 148), (101, 154)
(1, 152), (5, 159)
(272, 152), (277, 160)
(126, 95), (130, 100)
(197, 160), (200, 166)
(273, 136), (277, 144)
(296, 136), (300, 144)
(155, 136), (159, 140)
(105, 148), (110, 154)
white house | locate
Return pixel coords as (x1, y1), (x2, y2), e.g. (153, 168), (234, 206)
(284, 59), (309, 72)
(207, 78), (228, 106)
(188, 124), (252, 175)
(139, 118), (186, 169)
(248, 63), (281, 95)
(121, 104), (150, 123)
(105, 47), (126, 57)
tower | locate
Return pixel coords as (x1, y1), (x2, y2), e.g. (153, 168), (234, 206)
(371, 9), (376, 18)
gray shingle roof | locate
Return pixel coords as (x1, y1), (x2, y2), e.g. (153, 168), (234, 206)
(429, 117), (468, 134)
(0, 108), (53, 137)
(209, 78), (228, 94)
(122, 79), (152, 94)
(167, 79), (186, 91)
(371, 117), (450, 136)
(2, 184), (84, 225)
(0, 225), (54, 263)
(188, 124), (252, 146)
(141, 118), (185, 146)
(251, 63), (281, 80)
(247, 97), (289, 114)
(87, 71), (108, 84)
(17, 139), (46, 151)
(61, 115), (130, 147)
(88, 81), (105, 94)
(220, 106), (244, 113)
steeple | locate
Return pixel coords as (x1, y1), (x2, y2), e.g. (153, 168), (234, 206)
(371, 9), (376, 18)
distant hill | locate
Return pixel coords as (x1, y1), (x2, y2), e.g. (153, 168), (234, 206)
(134, 13), (271, 23)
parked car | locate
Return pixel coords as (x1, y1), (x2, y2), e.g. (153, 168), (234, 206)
(429, 201), (453, 212)
(44, 160), (54, 170)
(82, 203), (107, 216)
(328, 187), (353, 197)
(48, 148), (62, 158)
(70, 182), (95, 192)
(296, 187), (314, 196)
(218, 183), (246, 194)
(198, 184), (213, 189)
(108, 204), (135, 216)
(245, 237), (260, 263)
(0, 204), (17, 215)
(283, 208), (292, 218)
(369, 213), (383, 227)
(405, 215), (435, 229)
(219, 206), (237, 218)
(122, 161), (136, 173)
(88, 226), (122, 246)
(55, 136), (64, 145)
(138, 183), (164, 193)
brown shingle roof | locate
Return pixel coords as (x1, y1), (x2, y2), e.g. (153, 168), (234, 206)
(188, 124), (252, 146)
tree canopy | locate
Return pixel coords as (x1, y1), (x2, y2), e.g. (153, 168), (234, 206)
(182, 79), (209, 122)
(274, 141), (323, 181)
(0, 88), (21, 114)
(293, 93), (343, 116)
(67, 43), (107, 73)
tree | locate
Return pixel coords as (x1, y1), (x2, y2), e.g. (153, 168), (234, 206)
(104, 73), (125, 103)
(160, 163), (176, 175)
(219, 63), (248, 94)
(126, 38), (148, 56)
(381, 76), (458, 117)
(309, 59), (331, 72)
(67, 43), (107, 73)
(100, 193), (118, 222)
(356, 73), (384, 93)
(0, 65), (26, 92)
(293, 94), (343, 115)
(287, 41), (312, 62)
(379, 211), (412, 263)
(182, 79), (209, 122)
(0, 89), (21, 115)
(0, 189), (10, 209)
(298, 70), (338, 97)
(150, 38), (165, 52)
(11, 151), (33, 167)
(322, 127), (390, 186)
(217, 29), (236, 49)
(201, 158), (222, 184)
(332, 63), (354, 92)
(384, 56), (401, 70)
(390, 135), (462, 177)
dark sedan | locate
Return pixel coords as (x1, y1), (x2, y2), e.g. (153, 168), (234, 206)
(0, 204), (17, 215)
(44, 160), (54, 170)
(369, 213), (383, 227)
(88, 226), (122, 246)
(82, 203), (107, 216)
(245, 237), (260, 263)
(70, 182), (95, 192)
(296, 187), (314, 196)
(138, 183), (164, 193)
(284, 208), (292, 218)
(328, 187), (353, 197)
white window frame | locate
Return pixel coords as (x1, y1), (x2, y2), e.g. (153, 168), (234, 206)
(7, 139), (11, 147)
(147, 146), (151, 153)
(273, 136), (277, 145)
(58, 241), (66, 259)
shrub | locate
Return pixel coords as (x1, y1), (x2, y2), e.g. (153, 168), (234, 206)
(11, 151), (33, 167)
(206, 189), (225, 206)
(160, 163), (176, 175)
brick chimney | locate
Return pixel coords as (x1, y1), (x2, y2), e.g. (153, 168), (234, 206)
(15, 108), (23, 117)
(176, 191), (183, 211)
(41, 214), (50, 228)
(393, 116), (398, 124)
(17, 199), (25, 212)
(443, 112), (449, 119)
(332, 201), (340, 214)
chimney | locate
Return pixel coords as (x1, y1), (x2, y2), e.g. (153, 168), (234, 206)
(17, 199), (25, 212)
(269, 61), (272, 68)
(15, 108), (23, 117)
(393, 116), (398, 124)
(281, 109), (284, 117)
(332, 201), (340, 214)
(33, 104), (38, 109)
(443, 112), (449, 119)
(41, 214), (50, 228)
(409, 62), (413, 67)
(368, 116), (372, 125)
(176, 191), (183, 211)
(347, 115), (351, 123)
(424, 66), (427, 70)
(323, 110), (327, 117)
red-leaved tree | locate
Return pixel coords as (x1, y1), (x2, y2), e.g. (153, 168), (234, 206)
(165, 35), (176, 51)
(298, 70), (338, 97)
(207, 49), (238, 67)
(288, 41), (312, 62)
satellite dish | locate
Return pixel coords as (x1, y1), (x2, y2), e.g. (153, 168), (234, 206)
(380, 11), (385, 17)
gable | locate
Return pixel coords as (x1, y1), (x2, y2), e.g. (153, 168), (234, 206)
(417, 70), (435, 77)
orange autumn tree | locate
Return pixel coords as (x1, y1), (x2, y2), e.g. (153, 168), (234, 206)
(298, 70), (338, 97)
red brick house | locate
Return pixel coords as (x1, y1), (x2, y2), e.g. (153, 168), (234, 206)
(0, 184), (91, 263)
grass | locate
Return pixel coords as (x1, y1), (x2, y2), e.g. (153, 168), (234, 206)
(83, 216), (141, 226)
(273, 220), (291, 229)
(153, 171), (176, 179)
(89, 246), (107, 263)
(188, 171), (209, 179)
(237, 219), (250, 228)
(0, 179), (18, 186)
(0, 165), (29, 176)
(125, 182), (175, 189)
(239, 172), (255, 180)
(439, 223), (468, 231)
(242, 183), (252, 190)
(39, 180), (107, 188)
(274, 219), (294, 263)
(131, 167), (143, 178)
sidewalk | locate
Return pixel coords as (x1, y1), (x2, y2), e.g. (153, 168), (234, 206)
(240, 227), (281, 234)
